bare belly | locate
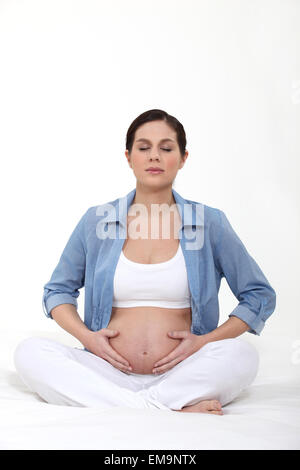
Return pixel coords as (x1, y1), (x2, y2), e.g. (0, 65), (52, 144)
(107, 306), (192, 374)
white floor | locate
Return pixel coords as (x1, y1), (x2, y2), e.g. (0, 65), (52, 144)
(0, 329), (299, 450)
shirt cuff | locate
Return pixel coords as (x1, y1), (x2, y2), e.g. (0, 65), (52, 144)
(43, 293), (78, 319)
(228, 304), (265, 336)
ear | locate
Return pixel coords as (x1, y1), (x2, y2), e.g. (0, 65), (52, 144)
(125, 150), (132, 168)
(179, 151), (188, 169)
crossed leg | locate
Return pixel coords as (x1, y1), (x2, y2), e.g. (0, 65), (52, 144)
(137, 337), (259, 413)
(14, 336), (259, 414)
(13, 336), (169, 409)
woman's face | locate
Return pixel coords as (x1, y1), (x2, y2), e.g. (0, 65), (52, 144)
(125, 120), (188, 188)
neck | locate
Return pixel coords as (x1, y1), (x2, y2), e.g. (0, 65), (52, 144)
(132, 183), (175, 213)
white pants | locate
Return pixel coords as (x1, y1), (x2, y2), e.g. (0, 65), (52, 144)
(14, 336), (259, 411)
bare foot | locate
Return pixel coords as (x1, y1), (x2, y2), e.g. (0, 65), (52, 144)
(175, 399), (223, 415)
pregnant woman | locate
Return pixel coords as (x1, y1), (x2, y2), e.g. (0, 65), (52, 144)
(14, 109), (276, 414)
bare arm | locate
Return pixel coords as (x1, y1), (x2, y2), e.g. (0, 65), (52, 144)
(201, 316), (250, 345)
(50, 303), (132, 372)
(51, 303), (92, 346)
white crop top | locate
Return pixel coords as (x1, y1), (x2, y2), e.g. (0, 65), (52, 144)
(112, 243), (191, 309)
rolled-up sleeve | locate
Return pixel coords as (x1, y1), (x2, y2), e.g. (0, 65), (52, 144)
(42, 208), (89, 319)
(214, 210), (276, 335)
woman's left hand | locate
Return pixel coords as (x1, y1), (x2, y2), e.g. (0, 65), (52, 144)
(152, 330), (208, 374)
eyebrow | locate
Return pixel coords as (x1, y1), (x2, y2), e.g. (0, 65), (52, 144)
(135, 138), (175, 144)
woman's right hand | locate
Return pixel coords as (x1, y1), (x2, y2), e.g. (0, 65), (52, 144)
(82, 329), (132, 373)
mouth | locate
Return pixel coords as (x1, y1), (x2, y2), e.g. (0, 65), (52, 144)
(145, 169), (164, 174)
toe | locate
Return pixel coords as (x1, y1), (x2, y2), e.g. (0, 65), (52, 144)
(208, 400), (223, 414)
(211, 400), (222, 410)
(210, 410), (223, 415)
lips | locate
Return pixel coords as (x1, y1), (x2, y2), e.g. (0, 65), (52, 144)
(146, 168), (164, 173)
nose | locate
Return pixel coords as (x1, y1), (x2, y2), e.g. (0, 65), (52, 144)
(149, 152), (160, 161)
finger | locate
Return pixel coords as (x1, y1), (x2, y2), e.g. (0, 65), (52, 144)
(154, 350), (185, 368)
(168, 330), (188, 339)
(103, 328), (119, 337)
(153, 355), (186, 374)
(112, 361), (132, 373)
(153, 355), (174, 368)
(104, 355), (131, 372)
(105, 347), (131, 368)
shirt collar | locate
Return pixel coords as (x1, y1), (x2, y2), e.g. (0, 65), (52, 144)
(102, 187), (204, 229)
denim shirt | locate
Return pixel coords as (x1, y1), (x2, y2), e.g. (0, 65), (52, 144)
(42, 187), (276, 336)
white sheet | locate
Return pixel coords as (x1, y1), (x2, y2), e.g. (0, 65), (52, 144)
(0, 329), (299, 450)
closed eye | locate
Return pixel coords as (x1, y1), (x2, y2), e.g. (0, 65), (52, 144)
(139, 148), (172, 152)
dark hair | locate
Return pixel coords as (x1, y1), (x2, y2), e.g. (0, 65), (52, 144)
(126, 109), (187, 158)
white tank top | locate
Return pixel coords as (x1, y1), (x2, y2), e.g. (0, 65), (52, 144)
(112, 243), (191, 309)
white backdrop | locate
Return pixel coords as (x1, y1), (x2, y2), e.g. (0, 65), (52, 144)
(0, 1), (299, 372)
